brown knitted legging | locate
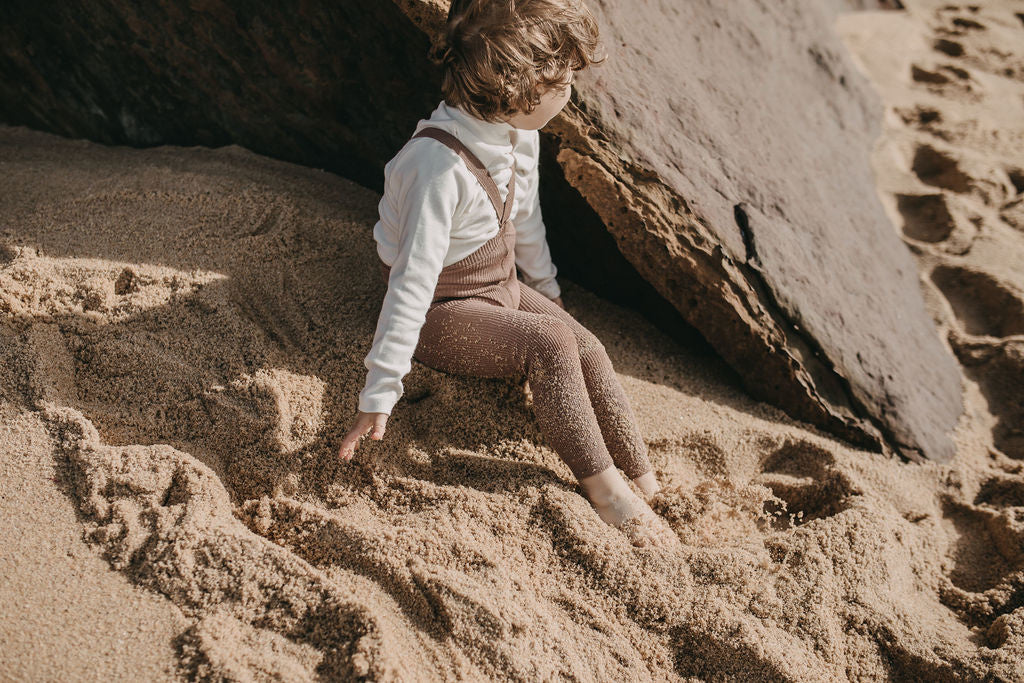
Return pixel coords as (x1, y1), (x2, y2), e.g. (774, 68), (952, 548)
(413, 282), (653, 481)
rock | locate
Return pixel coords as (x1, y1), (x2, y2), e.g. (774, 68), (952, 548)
(0, 0), (440, 193)
(0, 0), (962, 461)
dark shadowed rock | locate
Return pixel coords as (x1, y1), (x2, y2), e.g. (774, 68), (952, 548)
(0, 0), (962, 461)
(0, 0), (440, 192)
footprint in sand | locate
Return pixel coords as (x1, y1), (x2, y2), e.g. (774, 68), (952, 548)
(941, 498), (1022, 595)
(896, 193), (958, 243)
(975, 476), (1024, 508)
(911, 143), (1018, 206)
(751, 439), (861, 530)
(929, 259), (1024, 461)
(933, 38), (966, 58)
(930, 264), (1024, 338)
(934, 6), (988, 36)
(912, 144), (974, 194)
(937, 492), (1024, 635)
(910, 63), (978, 99)
(954, 339), (1024, 460)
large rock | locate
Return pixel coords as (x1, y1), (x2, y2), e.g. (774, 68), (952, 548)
(0, 0), (439, 192)
(407, 0), (964, 462)
(0, 0), (962, 461)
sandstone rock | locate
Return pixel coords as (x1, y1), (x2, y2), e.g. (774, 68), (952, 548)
(0, 1), (440, 192)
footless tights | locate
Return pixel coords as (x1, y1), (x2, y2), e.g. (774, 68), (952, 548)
(412, 283), (653, 481)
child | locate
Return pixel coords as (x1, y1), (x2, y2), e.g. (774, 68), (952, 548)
(339, 0), (673, 548)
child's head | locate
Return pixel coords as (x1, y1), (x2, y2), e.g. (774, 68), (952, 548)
(430, 0), (606, 129)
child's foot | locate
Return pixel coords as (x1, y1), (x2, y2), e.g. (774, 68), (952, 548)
(592, 495), (671, 547)
(632, 470), (661, 499)
(579, 467), (674, 548)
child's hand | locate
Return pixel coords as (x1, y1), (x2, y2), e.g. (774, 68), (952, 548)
(338, 411), (389, 461)
(551, 296), (565, 309)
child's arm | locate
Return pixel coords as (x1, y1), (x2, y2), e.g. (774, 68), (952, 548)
(356, 144), (464, 418)
(512, 129), (561, 301)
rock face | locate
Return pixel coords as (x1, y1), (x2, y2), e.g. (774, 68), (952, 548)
(0, 1), (440, 193)
(0, 0), (962, 461)
(410, 0), (965, 462)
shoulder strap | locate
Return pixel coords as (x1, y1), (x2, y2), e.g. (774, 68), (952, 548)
(412, 126), (517, 225)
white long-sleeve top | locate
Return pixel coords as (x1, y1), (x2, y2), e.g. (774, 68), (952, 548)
(357, 100), (561, 416)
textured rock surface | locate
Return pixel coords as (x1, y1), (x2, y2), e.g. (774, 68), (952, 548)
(0, 0), (439, 192)
(0, 0), (963, 461)
(532, 0), (963, 462)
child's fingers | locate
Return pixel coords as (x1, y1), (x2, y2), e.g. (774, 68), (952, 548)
(370, 415), (388, 440)
(339, 421), (372, 459)
(338, 413), (388, 459)
(338, 435), (358, 460)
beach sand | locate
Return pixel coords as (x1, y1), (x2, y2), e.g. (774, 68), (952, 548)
(2, 1), (1023, 679)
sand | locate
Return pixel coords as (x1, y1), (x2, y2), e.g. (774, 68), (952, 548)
(2, 1), (1024, 680)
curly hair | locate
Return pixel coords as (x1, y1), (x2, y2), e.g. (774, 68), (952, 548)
(428, 0), (606, 122)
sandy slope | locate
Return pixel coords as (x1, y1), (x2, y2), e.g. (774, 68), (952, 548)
(1, 2), (1023, 680)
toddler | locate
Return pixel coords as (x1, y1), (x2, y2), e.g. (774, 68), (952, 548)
(339, 0), (673, 547)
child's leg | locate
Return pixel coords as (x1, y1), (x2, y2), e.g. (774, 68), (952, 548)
(414, 295), (673, 547)
(413, 297), (616, 481)
(517, 285), (655, 483)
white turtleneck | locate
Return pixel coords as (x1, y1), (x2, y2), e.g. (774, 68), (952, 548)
(357, 100), (561, 416)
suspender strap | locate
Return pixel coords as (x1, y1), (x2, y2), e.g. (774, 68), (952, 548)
(411, 127), (517, 225)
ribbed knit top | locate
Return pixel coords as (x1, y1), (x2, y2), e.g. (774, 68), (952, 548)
(357, 100), (560, 415)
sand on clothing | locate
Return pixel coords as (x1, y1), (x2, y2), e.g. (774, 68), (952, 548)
(2, 1), (1024, 679)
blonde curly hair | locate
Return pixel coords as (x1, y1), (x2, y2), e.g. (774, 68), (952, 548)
(429, 0), (607, 122)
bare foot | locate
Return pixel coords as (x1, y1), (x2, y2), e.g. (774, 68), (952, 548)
(632, 470), (661, 499)
(580, 467), (675, 548)
(592, 494), (672, 547)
